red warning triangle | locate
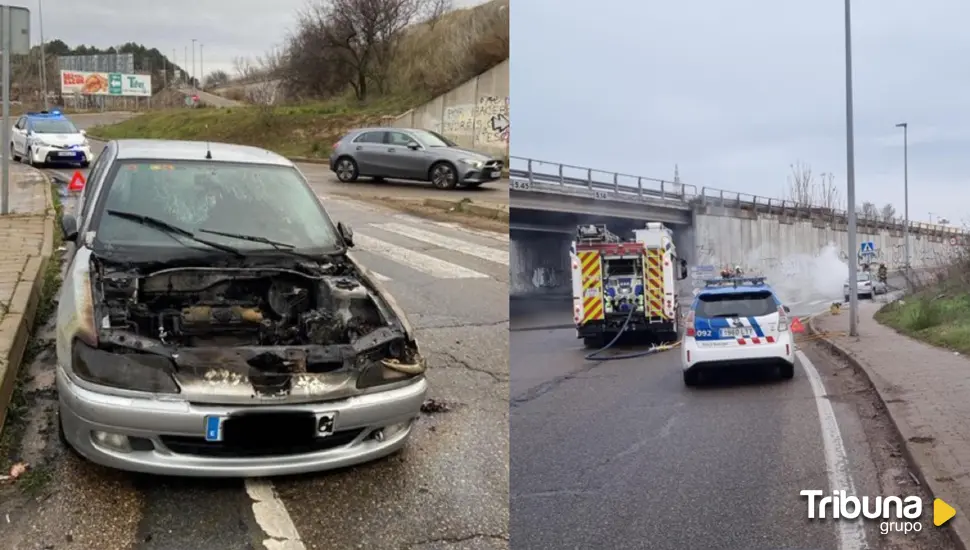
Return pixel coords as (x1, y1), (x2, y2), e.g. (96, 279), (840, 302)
(791, 317), (805, 333)
(67, 171), (86, 192)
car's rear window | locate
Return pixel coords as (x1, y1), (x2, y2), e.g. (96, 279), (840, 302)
(696, 290), (778, 318)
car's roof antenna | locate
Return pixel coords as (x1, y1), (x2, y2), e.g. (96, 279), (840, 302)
(204, 124), (212, 159)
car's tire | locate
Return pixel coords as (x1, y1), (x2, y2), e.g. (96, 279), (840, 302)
(430, 161), (458, 190)
(334, 157), (358, 182)
(10, 143), (19, 162)
(844, 295), (850, 302)
(80, 161), (90, 168)
(583, 335), (603, 349)
(26, 147), (38, 167)
(779, 363), (795, 380)
(683, 369), (700, 387)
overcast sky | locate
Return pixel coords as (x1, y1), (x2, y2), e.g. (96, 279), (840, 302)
(34, 0), (484, 79)
(512, 0), (970, 225)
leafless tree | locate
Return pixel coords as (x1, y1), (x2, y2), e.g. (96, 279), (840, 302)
(204, 70), (231, 89)
(423, 0), (453, 30)
(881, 203), (896, 222)
(859, 201), (878, 220)
(786, 161), (813, 206)
(817, 172), (843, 211)
(281, 0), (422, 100)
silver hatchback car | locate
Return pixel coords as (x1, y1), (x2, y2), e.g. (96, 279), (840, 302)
(56, 139), (428, 477)
(330, 127), (504, 189)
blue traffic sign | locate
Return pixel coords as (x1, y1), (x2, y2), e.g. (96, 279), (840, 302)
(860, 241), (875, 253)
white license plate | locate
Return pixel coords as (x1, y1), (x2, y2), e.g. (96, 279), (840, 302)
(490, 170), (501, 178)
(57, 152), (74, 157)
(720, 328), (753, 338)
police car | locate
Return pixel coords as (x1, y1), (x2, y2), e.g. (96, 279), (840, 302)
(10, 110), (91, 168)
(681, 277), (795, 386)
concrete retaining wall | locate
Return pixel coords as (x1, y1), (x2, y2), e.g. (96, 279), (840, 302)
(392, 59), (509, 157)
(510, 232), (571, 297)
(693, 206), (957, 272)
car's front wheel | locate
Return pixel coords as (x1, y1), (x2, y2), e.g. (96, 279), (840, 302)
(430, 161), (458, 189)
(334, 157), (359, 182)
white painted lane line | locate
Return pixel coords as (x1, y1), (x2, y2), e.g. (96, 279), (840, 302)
(394, 214), (510, 242)
(354, 233), (489, 279)
(245, 478), (306, 550)
(371, 271), (391, 281)
(796, 350), (869, 550)
(809, 300), (826, 306)
(374, 222), (508, 265)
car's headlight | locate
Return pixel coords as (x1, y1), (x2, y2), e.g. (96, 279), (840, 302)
(70, 339), (180, 393)
(356, 344), (425, 390)
(459, 158), (483, 169)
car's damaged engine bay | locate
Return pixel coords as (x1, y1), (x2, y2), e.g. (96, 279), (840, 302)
(85, 256), (424, 400)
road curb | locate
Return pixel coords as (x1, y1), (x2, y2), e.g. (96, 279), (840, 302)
(0, 169), (56, 436)
(807, 313), (970, 550)
(422, 198), (509, 221)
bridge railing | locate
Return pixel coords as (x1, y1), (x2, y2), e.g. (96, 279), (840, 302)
(508, 156), (697, 204)
(509, 156), (968, 238)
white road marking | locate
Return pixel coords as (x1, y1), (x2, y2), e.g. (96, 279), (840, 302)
(809, 300), (827, 306)
(245, 478), (306, 550)
(371, 271), (391, 281)
(374, 222), (508, 265)
(796, 350), (869, 550)
(354, 233), (489, 279)
(393, 214), (509, 242)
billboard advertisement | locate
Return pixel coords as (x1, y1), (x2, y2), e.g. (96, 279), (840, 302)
(59, 70), (152, 97)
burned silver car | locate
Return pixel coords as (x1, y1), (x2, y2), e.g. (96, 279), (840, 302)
(55, 139), (427, 477)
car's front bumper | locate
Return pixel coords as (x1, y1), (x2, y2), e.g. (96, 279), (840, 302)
(459, 162), (504, 184)
(682, 338), (794, 371)
(31, 144), (91, 164)
(57, 364), (428, 477)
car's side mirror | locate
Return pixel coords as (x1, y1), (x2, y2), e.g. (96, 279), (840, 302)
(783, 305), (791, 313)
(406, 142), (420, 150)
(337, 221), (354, 248)
(61, 213), (78, 242)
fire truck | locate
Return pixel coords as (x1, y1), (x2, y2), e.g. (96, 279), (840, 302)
(570, 223), (688, 348)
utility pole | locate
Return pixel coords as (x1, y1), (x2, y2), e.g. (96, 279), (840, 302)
(895, 123), (910, 270)
(184, 46), (188, 86)
(191, 38), (197, 90)
(200, 43), (204, 90)
(844, 0), (859, 337)
(38, 0), (48, 109)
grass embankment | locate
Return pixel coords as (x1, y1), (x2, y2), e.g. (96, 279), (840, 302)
(88, 96), (421, 160)
(88, 0), (509, 161)
(875, 287), (970, 353)
(0, 179), (63, 493)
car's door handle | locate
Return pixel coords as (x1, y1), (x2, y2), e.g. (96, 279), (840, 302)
(387, 148), (395, 152)
(355, 146), (363, 151)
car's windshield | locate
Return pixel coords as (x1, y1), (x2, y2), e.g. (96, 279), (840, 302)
(31, 119), (78, 134)
(856, 272), (871, 282)
(413, 129), (455, 148)
(696, 290), (777, 318)
(92, 160), (342, 252)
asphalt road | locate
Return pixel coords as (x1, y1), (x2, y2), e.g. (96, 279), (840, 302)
(509, 327), (957, 550)
(43, 113), (510, 206)
(0, 177), (509, 549)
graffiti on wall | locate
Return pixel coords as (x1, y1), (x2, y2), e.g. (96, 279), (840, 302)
(476, 95), (510, 144)
(442, 105), (474, 135)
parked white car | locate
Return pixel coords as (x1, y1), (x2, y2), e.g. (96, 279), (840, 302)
(843, 271), (887, 301)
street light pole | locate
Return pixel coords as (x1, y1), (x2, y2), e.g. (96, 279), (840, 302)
(896, 122), (909, 271)
(844, 0), (859, 337)
(200, 44), (204, 90)
(191, 39), (197, 90)
(38, 0), (48, 109)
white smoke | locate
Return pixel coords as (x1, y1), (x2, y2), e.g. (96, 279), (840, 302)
(746, 243), (849, 304)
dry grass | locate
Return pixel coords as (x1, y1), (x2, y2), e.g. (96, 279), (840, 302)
(87, 95), (421, 159)
(391, 0), (509, 98)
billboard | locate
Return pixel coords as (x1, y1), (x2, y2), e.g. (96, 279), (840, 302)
(57, 53), (134, 74)
(60, 70), (152, 97)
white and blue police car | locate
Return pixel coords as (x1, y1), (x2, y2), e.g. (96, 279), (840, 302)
(10, 110), (92, 168)
(681, 277), (795, 386)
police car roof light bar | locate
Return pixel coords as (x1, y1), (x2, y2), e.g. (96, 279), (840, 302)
(703, 276), (767, 288)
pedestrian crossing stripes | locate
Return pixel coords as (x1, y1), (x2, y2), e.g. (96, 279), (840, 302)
(372, 223), (508, 265)
(353, 233), (492, 280)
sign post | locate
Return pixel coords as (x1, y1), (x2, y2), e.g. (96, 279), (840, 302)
(0, 5), (29, 215)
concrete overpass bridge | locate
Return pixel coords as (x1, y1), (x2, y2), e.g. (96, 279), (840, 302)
(509, 156), (966, 328)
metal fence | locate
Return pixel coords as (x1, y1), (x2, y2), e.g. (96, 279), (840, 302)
(508, 156), (967, 237)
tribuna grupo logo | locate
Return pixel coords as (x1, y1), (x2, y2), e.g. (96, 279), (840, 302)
(801, 490), (924, 535)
